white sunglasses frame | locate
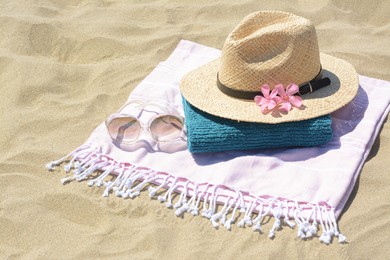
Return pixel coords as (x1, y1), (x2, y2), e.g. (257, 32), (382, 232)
(105, 99), (186, 144)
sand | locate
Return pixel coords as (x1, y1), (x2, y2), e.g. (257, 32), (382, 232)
(1, 0), (390, 259)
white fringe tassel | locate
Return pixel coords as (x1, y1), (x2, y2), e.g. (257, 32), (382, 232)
(47, 145), (347, 244)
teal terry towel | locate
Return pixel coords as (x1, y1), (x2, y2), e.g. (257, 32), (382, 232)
(182, 98), (333, 153)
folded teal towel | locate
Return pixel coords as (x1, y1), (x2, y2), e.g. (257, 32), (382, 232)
(182, 98), (333, 153)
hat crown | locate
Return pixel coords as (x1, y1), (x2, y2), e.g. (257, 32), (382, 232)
(219, 11), (321, 91)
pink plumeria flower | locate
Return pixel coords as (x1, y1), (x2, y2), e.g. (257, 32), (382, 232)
(275, 83), (303, 112)
(254, 84), (279, 113)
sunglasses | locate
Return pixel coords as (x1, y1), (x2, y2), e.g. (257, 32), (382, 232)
(105, 99), (186, 144)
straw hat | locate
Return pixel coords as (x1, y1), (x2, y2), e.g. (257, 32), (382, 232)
(180, 11), (359, 123)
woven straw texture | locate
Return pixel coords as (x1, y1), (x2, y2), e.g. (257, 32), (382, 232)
(219, 11), (320, 90)
(182, 98), (333, 153)
(180, 11), (359, 123)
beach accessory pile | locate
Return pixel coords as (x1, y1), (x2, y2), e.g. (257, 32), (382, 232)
(47, 40), (390, 245)
(180, 11), (359, 124)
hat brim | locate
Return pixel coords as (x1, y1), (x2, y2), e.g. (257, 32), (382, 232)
(180, 53), (359, 123)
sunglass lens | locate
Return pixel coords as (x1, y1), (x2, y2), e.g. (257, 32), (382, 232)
(150, 115), (183, 142)
(107, 117), (140, 143)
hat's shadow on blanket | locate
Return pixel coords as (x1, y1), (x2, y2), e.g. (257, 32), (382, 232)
(192, 85), (368, 165)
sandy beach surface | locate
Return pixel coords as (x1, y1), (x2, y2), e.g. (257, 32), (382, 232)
(1, 0), (390, 259)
